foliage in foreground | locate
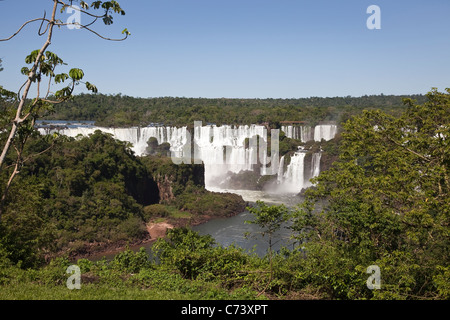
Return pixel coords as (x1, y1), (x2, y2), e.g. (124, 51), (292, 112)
(0, 89), (448, 300)
(293, 88), (450, 299)
(0, 234), (265, 300)
(0, 131), (152, 267)
(0, 131), (246, 268)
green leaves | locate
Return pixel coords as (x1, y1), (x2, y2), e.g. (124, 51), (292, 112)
(53, 67), (97, 100)
(24, 49), (40, 64)
(54, 73), (69, 84)
(45, 51), (64, 65)
(85, 81), (98, 93)
(153, 227), (251, 281)
(91, 1), (102, 9)
(90, 1), (126, 25)
(22, 49), (96, 98)
(20, 67), (30, 76)
(295, 88), (450, 299)
(0, 85), (16, 102)
(101, 1), (126, 15)
(54, 86), (73, 100)
(80, 1), (89, 10)
(25, 50), (63, 65)
(246, 200), (289, 237)
(23, 50), (66, 80)
(103, 15), (113, 25)
(68, 68), (84, 81)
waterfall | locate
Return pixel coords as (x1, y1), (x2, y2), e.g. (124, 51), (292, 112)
(38, 122), (326, 194)
(300, 126), (314, 142)
(311, 152), (321, 178)
(37, 126), (189, 157)
(194, 124), (268, 187)
(39, 123), (272, 188)
(282, 151), (306, 193)
(277, 155), (285, 183)
(281, 124), (336, 142)
(314, 124), (337, 142)
(276, 151), (322, 194)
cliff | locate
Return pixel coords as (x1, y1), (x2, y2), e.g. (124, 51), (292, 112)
(141, 156), (205, 201)
(140, 156), (247, 218)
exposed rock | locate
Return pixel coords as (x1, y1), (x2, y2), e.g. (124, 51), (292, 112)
(146, 222), (174, 240)
(156, 174), (176, 201)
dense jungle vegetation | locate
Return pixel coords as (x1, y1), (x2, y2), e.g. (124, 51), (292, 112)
(0, 89), (448, 300)
(0, 131), (246, 268)
(42, 93), (428, 127)
(1, 0), (447, 302)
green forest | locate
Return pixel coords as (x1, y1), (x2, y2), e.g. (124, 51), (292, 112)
(0, 131), (247, 267)
(0, 89), (448, 300)
(0, 0), (448, 303)
(42, 93), (428, 127)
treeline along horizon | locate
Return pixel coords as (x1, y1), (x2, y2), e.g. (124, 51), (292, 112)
(42, 93), (427, 127)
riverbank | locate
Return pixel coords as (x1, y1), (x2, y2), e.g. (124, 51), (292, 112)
(68, 188), (305, 261)
(68, 199), (248, 261)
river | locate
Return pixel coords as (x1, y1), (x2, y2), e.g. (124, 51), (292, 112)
(89, 188), (304, 261)
(192, 187), (302, 256)
(37, 120), (326, 259)
(39, 121), (309, 259)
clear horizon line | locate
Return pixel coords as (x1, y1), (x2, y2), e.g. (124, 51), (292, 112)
(73, 91), (430, 100)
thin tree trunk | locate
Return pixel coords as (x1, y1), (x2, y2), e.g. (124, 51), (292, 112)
(0, 0), (58, 171)
(0, 159), (20, 214)
(257, 236), (274, 297)
(0, 1), (58, 221)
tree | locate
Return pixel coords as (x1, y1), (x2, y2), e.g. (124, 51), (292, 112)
(293, 88), (449, 299)
(245, 200), (289, 295)
(146, 137), (171, 157)
(0, 0), (130, 218)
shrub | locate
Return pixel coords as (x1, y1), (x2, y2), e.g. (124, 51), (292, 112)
(111, 247), (152, 273)
(143, 204), (170, 220)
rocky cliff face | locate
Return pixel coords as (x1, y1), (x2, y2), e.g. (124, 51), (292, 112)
(155, 174), (176, 202)
(141, 156), (246, 218)
(141, 156), (205, 203)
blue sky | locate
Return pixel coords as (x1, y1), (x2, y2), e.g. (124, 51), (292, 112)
(0, 0), (449, 98)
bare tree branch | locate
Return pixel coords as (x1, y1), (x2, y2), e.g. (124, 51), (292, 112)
(55, 22), (129, 41)
(387, 136), (431, 162)
(0, 0), (129, 220)
(38, 11), (50, 36)
(0, 18), (51, 41)
(56, 0), (121, 20)
(0, 1), (59, 169)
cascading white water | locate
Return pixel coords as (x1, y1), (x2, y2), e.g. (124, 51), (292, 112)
(282, 151), (306, 193)
(311, 152), (321, 178)
(277, 155), (285, 183)
(281, 125), (314, 142)
(37, 126), (189, 157)
(194, 124), (268, 188)
(39, 124), (270, 188)
(39, 122), (332, 194)
(313, 124), (337, 142)
(281, 124), (337, 142)
(275, 150), (322, 194)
